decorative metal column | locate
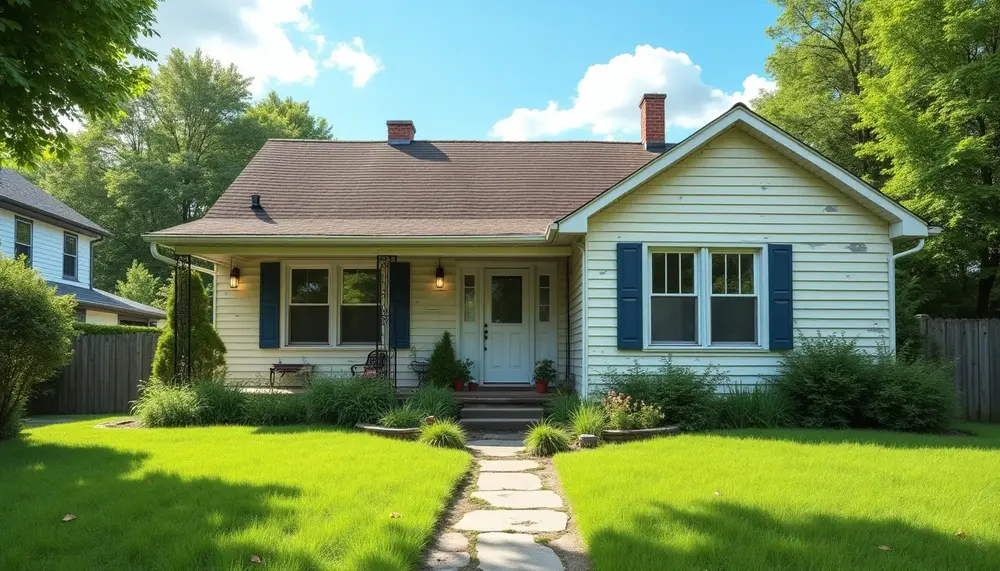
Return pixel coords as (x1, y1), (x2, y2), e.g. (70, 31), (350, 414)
(173, 254), (193, 384)
(376, 254), (398, 387)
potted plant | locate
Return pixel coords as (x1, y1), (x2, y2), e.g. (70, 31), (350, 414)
(533, 359), (556, 394)
(460, 359), (477, 391)
(452, 360), (466, 392)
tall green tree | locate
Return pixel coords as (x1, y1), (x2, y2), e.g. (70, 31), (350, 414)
(116, 260), (166, 309)
(857, 0), (1000, 317)
(0, 0), (158, 166)
(247, 91), (334, 140)
(152, 271), (226, 383)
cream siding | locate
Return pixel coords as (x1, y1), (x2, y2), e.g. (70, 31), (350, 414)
(0, 207), (93, 286)
(568, 242), (585, 392)
(85, 309), (119, 325)
(584, 128), (891, 391)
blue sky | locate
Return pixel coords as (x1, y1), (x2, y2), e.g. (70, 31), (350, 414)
(145, 0), (781, 142)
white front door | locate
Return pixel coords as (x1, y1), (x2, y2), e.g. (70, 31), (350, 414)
(483, 269), (531, 383)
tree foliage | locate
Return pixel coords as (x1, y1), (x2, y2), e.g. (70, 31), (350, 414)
(151, 271), (226, 383)
(116, 260), (166, 309)
(0, 0), (158, 166)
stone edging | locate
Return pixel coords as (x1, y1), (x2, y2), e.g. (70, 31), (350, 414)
(600, 425), (680, 442)
(354, 423), (420, 440)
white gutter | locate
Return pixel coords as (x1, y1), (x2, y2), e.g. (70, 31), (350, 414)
(888, 238), (926, 355)
(149, 242), (216, 276)
(141, 233), (552, 246)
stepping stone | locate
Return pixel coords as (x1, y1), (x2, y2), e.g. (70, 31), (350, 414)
(476, 532), (564, 571)
(425, 549), (470, 570)
(468, 440), (524, 457)
(473, 490), (564, 509)
(432, 531), (469, 552)
(477, 472), (542, 491)
(479, 460), (538, 472)
(454, 510), (568, 533)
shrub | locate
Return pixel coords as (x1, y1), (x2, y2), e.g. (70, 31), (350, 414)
(865, 357), (957, 433)
(151, 271), (226, 382)
(570, 402), (606, 437)
(305, 376), (395, 426)
(426, 331), (459, 388)
(72, 322), (158, 335)
(773, 335), (877, 428)
(602, 391), (664, 430)
(605, 361), (720, 431)
(132, 380), (202, 427)
(0, 257), (76, 440)
(418, 419), (466, 449)
(408, 386), (460, 420)
(192, 376), (247, 425)
(524, 421), (572, 456)
(717, 384), (795, 429)
(241, 393), (308, 426)
(379, 402), (427, 428)
(534, 359), (557, 382)
(544, 393), (580, 425)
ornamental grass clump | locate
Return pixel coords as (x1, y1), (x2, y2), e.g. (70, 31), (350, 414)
(132, 380), (202, 427)
(524, 420), (573, 456)
(544, 393), (581, 426)
(379, 402), (427, 429)
(570, 401), (607, 438)
(418, 419), (467, 449)
(602, 391), (664, 430)
(409, 386), (460, 420)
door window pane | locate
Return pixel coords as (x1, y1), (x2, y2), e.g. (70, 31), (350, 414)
(491, 276), (523, 324)
(463, 275), (476, 322)
(651, 296), (698, 343)
(711, 297), (757, 343)
(538, 274), (551, 323)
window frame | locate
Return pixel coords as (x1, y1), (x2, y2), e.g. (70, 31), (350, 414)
(643, 244), (768, 351)
(285, 264), (333, 346)
(63, 232), (79, 280)
(14, 216), (32, 267)
(338, 266), (379, 346)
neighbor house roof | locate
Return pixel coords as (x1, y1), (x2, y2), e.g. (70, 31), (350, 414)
(0, 168), (108, 236)
(147, 140), (666, 239)
(50, 281), (166, 320)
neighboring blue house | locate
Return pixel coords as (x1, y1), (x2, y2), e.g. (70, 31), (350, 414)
(0, 168), (165, 326)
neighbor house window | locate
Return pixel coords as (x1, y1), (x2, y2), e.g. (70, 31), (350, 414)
(63, 232), (78, 279)
(14, 217), (32, 266)
(649, 249), (760, 347)
(538, 274), (551, 322)
(288, 268), (329, 344)
(340, 268), (378, 344)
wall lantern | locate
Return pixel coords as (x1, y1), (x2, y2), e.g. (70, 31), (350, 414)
(229, 265), (241, 289)
(435, 260), (444, 289)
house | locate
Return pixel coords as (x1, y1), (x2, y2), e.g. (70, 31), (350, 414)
(143, 95), (933, 393)
(0, 169), (166, 326)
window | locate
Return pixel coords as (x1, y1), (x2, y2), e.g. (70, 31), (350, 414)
(289, 268), (329, 344)
(538, 275), (551, 322)
(14, 217), (32, 266)
(648, 248), (760, 347)
(63, 233), (78, 279)
(340, 268), (378, 344)
(463, 275), (476, 322)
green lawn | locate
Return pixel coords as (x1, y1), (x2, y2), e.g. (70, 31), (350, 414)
(0, 419), (470, 571)
(555, 425), (1000, 571)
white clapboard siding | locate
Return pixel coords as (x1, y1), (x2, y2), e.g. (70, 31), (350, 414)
(0, 207), (93, 286)
(585, 128), (892, 388)
(568, 243), (584, 391)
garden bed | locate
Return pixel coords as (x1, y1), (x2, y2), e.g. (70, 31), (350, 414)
(601, 425), (680, 442)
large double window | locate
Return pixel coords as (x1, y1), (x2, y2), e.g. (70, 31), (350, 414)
(649, 248), (760, 347)
(287, 266), (379, 345)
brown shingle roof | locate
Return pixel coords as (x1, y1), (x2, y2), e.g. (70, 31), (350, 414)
(150, 140), (665, 238)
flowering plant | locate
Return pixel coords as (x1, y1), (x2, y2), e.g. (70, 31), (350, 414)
(602, 390), (664, 430)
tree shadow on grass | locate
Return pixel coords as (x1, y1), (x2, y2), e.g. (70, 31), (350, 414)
(708, 426), (1000, 451)
(587, 501), (1000, 571)
(0, 440), (321, 571)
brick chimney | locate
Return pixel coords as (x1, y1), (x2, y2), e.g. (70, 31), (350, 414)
(387, 120), (416, 145)
(639, 93), (666, 151)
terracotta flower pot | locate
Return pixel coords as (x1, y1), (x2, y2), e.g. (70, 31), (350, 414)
(535, 379), (549, 394)
(453, 379), (465, 391)
(467, 381), (479, 391)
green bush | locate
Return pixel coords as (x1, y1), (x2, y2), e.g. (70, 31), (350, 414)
(602, 391), (664, 430)
(72, 322), (158, 335)
(865, 357), (956, 432)
(132, 380), (202, 427)
(418, 419), (466, 449)
(605, 361), (721, 431)
(305, 376), (395, 426)
(241, 393), (308, 426)
(524, 421), (572, 456)
(717, 384), (795, 429)
(151, 271), (226, 382)
(379, 402), (427, 428)
(0, 257), (76, 440)
(570, 402), (606, 438)
(408, 386), (460, 420)
(426, 331), (459, 388)
(544, 393), (580, 425)
(192, 376), (247, 425)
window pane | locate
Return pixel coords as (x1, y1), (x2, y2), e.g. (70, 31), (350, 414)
(680, 253), (695, 294)
(539, 305), (550, 322)
(342, 269), (378, 304)
(652, 253), (665, 294)
(15, 244), (31, 265)
(491, 276), (522, 323)
(539, 275), (550, 288)
(665, 253), (679, 294)
(15, 220), (30, 244)
(726, 254), (740, 294)
(63, 254), (76, 278)
(651, 296), (697, 343)
(291, 269), (328, 304)
(464, 275), (475, 288)
(539, 286), (550, 306)
(740, 254), (754, 294)
(64, 234), (77, 256)
(340, 305), (379, 343)
(464, 281), (476, 322)
(289, 305), (329, 343)
(712, 254), (726, 294)
(711, 297), (757, 343)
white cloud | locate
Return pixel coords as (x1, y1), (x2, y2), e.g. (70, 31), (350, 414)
(490, 45), (776, 141)
(323, 37), (383, 88)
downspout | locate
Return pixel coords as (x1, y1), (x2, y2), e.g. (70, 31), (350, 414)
(888, 238), (925, 355)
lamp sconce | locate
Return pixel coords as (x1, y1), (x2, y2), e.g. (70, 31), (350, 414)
(229, 265), (241, 289)
(434, 260), (444, 289)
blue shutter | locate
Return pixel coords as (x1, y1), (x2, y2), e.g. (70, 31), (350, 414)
(617, 243), (643, 349)
(768, 244), (794, 350)
(389, 262), (410, 349)
(259, 262), (280, 348)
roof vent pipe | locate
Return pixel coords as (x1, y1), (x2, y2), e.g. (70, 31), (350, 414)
(251, 194), (261, 210)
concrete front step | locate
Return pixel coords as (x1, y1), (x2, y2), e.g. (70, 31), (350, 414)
(460, 417), (540, 431)
(461, 405), (543, 420)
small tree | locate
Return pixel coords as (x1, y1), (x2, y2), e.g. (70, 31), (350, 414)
(115, 260), (165, 309)
(426, 331), (459, 388)
(152, 271), (226, 383)
(0, 257), (76, 439)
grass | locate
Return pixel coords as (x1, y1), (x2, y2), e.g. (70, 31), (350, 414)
(0, 418), (471, 571)
(554, 424), (1000, 571)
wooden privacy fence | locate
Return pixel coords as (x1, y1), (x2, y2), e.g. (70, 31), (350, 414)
(53, 333), (159, 414)
(918, 316), (1000, 423)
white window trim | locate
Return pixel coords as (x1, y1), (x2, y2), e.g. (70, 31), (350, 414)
(14, 216), (32, 266)
(338, 265), (379, 346)
(284, 263), (333, 347)
(643, 243), (770, 352)
(63, 232), (78, 280)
